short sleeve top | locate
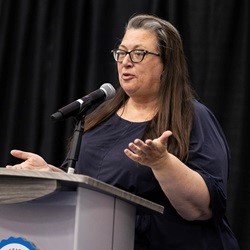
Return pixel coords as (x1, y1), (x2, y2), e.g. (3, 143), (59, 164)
(64, 99), (239, 249)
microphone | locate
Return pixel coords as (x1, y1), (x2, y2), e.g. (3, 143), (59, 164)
(51, 83), (116, 121)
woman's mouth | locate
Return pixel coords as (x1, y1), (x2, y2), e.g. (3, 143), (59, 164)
(122, 73), (135, 80)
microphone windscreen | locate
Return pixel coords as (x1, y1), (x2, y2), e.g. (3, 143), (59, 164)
(100, 83), (116, 100)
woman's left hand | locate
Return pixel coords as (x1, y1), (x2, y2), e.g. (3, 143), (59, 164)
(124, 130), (172, 169)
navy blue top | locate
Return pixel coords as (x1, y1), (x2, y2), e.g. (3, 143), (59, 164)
(63, 100), (239, 249)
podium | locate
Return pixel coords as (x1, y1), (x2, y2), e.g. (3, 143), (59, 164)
(0, 169), (164, 250)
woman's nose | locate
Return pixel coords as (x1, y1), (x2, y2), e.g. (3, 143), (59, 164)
(122, 54), (133, 66)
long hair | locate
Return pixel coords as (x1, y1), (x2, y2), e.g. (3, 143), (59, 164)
(84, 14), (195, 162)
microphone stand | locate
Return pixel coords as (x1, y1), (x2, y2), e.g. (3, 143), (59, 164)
(66, 113), (85, 174)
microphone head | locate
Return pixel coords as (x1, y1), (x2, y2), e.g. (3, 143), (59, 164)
(100, 83), (116, 100)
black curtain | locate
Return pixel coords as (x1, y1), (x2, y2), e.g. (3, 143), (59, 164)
(0, 0), (249, 248)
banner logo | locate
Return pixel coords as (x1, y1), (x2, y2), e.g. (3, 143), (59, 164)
(0, 237), (37, 250)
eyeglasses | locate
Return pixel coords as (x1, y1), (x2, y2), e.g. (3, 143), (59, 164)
(111, 49), (160, 63)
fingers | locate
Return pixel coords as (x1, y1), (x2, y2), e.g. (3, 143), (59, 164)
(6, 165), (36, 170)
(124, 130), (173, 166)
(125, 139), (155, 165)
(130, 139), (150, 154)
(124, 148), (138, 161)
(10, 150), (36, 161)
(126, 130), (171, 156)
(6, 150), (31, 169)
(6, 165), (14, 169)
(158, 130), (172, 145)
(6, 164), (23, 169)
(6, 149), (49, 171)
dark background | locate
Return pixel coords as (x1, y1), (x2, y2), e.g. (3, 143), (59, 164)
(0, 0), (249, 248)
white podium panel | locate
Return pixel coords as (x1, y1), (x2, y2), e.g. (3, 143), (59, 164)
(0, 191), (76, 250)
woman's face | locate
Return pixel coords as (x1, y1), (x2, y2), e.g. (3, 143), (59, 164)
(117, 29), (164, 101)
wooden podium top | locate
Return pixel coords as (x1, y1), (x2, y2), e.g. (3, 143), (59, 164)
(0, 168), (164, 214)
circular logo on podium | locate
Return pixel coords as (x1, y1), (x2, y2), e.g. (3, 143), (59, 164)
(0, 237), (37, 250)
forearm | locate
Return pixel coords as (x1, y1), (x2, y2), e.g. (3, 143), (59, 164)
(152, 153), (212, 221)
(124, 132), (212, 221)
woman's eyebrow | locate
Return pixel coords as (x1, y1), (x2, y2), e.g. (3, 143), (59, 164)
(119, 44), (146, 50)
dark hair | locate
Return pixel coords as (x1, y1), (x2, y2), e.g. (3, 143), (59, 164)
(84, 14), (194, 162)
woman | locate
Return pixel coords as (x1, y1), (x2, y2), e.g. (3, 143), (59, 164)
(7, 14), (239, 249)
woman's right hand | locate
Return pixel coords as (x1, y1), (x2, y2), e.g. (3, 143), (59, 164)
(6, 150), (57, 172)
